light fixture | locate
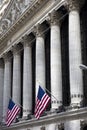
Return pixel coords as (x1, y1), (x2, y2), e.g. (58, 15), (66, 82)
(79, 64), (87, 70)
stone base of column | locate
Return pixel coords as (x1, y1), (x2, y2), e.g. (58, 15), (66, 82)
(51, 100), (62, 109)
(22, 114), (32, 120)
(70, 94), (83, 109)
(50, 108), (57, 112)
(65, 105), (81, 112)
(71, 103), (81, 109)
(51, 105), (65, 113)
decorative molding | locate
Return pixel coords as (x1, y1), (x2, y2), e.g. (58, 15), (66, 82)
(51, 100), (62, 104)
(71, 94), (83, 98)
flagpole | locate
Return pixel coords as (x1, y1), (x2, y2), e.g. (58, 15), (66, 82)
(37, 80), (59, 103)
(44, 87), (59, 102)
(12, 99), (24, 109)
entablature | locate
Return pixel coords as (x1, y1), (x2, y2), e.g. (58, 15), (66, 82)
(0, 0), (67, 58)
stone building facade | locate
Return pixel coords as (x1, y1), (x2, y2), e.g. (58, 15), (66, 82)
(0, 0), (87, 130)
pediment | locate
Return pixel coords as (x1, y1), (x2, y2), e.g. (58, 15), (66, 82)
(0, 0), (36, 35)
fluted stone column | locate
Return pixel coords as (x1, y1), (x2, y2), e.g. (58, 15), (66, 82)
(12, 44), (21, 105)
(68, 0), (84, 107)
(3, 52), (12, 120)
(0, 59), (4, 122)
(22, 36), (32, 117)
(64, 1), (84, 130)
(50, 12), (62, 109)
(35, 24), (46, 96)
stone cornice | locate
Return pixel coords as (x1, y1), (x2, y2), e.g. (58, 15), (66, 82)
(0, 0), (66, 45)
(2, 107), (87, 130)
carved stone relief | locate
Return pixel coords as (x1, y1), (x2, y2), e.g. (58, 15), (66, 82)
(0, 0), (35, 34)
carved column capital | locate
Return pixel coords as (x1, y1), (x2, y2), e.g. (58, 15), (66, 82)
(33, 24), (46, 37)
(22, 34), (34, 47)
(3, 51), (12, 62)
(49, 11), (62, 26)
(12, 44), (23, 55)
(66, 0), (85, 11)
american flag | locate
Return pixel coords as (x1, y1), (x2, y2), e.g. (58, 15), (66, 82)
(35, 86), (50, 119)
(6, 99), (20, 127)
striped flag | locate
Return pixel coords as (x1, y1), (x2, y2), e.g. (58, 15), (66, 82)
(35, 86), (50, 119)
(6, 99), (20, 127)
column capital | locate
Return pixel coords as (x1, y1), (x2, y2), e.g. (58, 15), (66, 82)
(22, 34), (34, 47)
(33, 24), (46, 37)
(48, 11), (62, 26)
(12, 44), (23, 55)
(3, 51), (12, 62)
(66, 0), (85, 11)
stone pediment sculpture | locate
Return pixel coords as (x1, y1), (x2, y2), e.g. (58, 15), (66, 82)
(0, 0), (35, 34)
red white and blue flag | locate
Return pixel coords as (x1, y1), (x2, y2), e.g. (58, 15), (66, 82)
(6, 99), (20, 127)
(35, 86), (50, 119)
